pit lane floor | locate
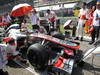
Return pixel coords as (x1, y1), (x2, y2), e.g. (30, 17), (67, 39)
(5, 39), (100, 75)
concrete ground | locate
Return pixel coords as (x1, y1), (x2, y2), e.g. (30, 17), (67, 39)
(5, 38), (100, 75)
(72, 40), (100, 75)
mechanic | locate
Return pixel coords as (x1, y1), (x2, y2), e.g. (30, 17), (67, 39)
(0, 44), (8, 75)
(45, 9), (57, 32)
(3, 37), (27, 63)
(29, 8), (40, 30)
(75, 2), (89, 41)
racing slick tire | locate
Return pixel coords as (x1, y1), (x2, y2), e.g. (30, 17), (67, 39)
(27, 43), (50, 71)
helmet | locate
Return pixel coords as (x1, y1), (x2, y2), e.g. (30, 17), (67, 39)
(27, 43), (50, 71)
(51, 31), (65, 40)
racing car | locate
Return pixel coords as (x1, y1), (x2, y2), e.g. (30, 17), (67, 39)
(2, 19), (100, 75)
(27, 33), (81, 75)
(3, 22), (82, 75)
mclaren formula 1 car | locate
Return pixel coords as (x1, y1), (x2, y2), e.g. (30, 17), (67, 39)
(4, 23), (82, 75)
(27, 33), (81, 75)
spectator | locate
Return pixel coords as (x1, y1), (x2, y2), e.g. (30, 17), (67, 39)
(89, 1), (100, 44)
(45, 9), (57, 32)
(75, 2), (89, 41)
